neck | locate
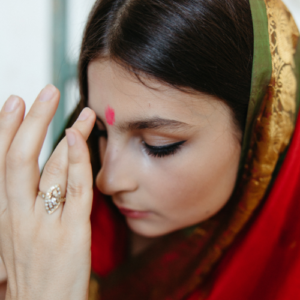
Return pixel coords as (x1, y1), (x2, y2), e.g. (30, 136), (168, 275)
(129, 231), (163, 257)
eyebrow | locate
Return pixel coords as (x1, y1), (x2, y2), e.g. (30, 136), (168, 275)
(95, 115), (192, 132)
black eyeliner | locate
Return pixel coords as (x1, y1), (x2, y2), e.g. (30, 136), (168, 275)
(143, 140), (186, 158)
(144, 140), (186, 150)
(91, 124), (186, 158)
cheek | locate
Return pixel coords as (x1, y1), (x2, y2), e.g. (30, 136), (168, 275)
(146, 137), (241, 224)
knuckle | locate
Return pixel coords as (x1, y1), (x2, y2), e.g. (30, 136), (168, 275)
(0, 125), (18, 147)
(67, 182), (84, 198)
(43, 159), (65, 177)
(0, 118), (10, 131)
(27, 108), (43, 120)
(6, 148), (31, 167)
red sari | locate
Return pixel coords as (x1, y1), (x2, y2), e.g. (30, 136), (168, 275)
(196, 113), (300, 300)
(89, 113), (300, 300)
(88, 0), (300, 299)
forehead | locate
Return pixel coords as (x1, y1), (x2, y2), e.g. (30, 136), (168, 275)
(87, 60), (227, 125)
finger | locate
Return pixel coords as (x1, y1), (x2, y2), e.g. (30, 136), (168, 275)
(62, 128), (94, 225)
(6, 85), (60, 209)
(0, 256), (7, 283)
(0, 96), (25, 210)
(37, 108), (96, 217)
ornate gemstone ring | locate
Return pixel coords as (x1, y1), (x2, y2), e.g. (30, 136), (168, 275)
(38, 185), (66, 214)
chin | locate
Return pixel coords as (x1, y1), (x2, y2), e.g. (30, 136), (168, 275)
(126, 218), (177, 238)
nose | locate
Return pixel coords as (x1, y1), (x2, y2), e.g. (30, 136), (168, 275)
(95, 143), (138, 196)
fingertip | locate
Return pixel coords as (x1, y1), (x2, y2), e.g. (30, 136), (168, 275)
(1, 95), (25, 119)
(66, 128), (90, 162)
(86, 108), (96, 129)
(76, 107), (96, 123)
(45, 84), (60, 96)
(66, 129), (76, 147)
(89, 108), (96, 119)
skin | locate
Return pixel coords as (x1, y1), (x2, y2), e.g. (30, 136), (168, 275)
(0, 85), (96, 299)
(88, 60), (242, 241)
(0, 59), (242, 298)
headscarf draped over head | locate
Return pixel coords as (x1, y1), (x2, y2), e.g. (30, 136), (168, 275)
(89, 0), (300, 299)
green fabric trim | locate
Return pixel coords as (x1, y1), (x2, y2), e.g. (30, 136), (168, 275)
(295, 36), (300, 117)
(239, 1), (300, 191)
(239, 0), (272, 170)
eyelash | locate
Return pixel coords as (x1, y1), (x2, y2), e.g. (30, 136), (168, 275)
(142, 141), (186, 158)
(91, 126), (186, 158)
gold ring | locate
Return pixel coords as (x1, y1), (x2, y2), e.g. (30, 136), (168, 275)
(38, 184), (66, 215)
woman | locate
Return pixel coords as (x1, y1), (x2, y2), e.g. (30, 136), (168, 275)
(0, 0), (299, 299)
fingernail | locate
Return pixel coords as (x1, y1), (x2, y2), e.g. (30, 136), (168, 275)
(77, 108), (90, 121)
(66, 130), (76, 146)
(5, 95), (20, 112)
(39, 84), (57, 102)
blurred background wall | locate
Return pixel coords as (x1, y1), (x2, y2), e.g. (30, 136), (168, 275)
(0, 0), (300, 169)
(0, 0), (95, 169)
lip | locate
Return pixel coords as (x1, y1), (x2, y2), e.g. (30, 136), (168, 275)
(118, 207), (151, 219)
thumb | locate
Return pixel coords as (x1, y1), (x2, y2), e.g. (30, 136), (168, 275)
(63, 128), (94, 224)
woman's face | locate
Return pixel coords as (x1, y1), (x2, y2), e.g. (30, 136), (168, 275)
(88, 60), (242, 237)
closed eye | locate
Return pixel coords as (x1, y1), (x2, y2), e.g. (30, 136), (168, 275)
(143, 140), (186, 158)
(91, 125), (186, 158)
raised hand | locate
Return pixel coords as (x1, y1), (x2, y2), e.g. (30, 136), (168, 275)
(0, 85), (96, 300)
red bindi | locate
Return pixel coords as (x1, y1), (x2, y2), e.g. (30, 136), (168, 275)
(105, 105), (115, 125)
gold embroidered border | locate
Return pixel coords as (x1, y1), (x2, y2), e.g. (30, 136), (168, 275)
(195, 0), (299, 292)
(87, 1), (300, 299)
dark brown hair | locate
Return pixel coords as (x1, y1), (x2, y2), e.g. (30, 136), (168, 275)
(71, 0), (254, 177)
